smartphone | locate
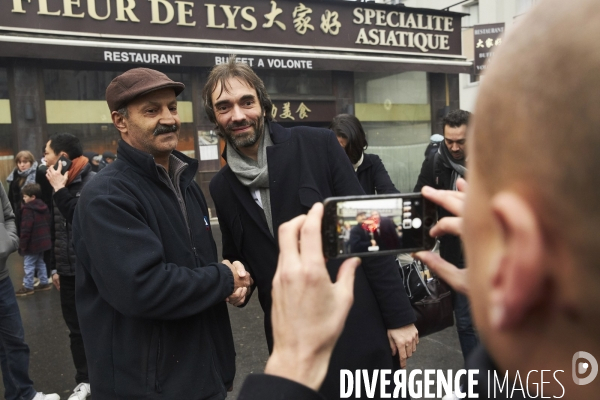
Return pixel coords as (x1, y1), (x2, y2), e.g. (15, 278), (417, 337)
(54, 155), (72, 175)
(322, 193), (438, 258)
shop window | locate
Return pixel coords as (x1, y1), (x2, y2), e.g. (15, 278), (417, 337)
(0, 68), (13, 187)
(354, 71), (431, 192)
(43, 69), (195, 157)
(256, 70), (332, 96)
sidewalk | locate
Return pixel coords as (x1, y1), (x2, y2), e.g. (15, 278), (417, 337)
(2, 225), (464, 400)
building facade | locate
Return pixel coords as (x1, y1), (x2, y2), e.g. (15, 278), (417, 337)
(0, 0), (470, 213)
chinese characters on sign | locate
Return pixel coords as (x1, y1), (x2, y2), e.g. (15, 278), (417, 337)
(293, 3), (314, 35)
(473, 22), (505, 75)
(6, 0), (461, 57)
(271, 102), (312, 120)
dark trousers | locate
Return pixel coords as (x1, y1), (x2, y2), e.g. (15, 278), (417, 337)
(59, 274), (89, 384)
(0, 276), (36, 400)
(453, 290), (479, 361)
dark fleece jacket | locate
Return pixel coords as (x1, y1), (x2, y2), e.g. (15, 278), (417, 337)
(19, 198), (52, 255)
(73, 140), (235, 400)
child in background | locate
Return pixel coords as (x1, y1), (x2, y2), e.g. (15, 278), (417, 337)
(15, 183), (52, 296)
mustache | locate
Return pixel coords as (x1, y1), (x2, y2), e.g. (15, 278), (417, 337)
(226, 120), (254, 130)
(153, 124), (178, 136)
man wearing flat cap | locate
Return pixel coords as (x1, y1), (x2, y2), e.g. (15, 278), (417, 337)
(72, 68), (252, 399)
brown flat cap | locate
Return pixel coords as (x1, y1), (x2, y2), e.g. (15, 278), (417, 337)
(106, 68), (185, 112)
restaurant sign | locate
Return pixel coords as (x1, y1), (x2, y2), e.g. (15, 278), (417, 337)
(2, 0), (463, 57)
(474, 22), (505, 75)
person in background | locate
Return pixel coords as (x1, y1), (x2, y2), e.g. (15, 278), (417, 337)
(15, 183), (52, 296)
(414, 109), (478, 362)
(97, 151), (115, 170)
(44, 133), (94, 400)
(329, 114), (399, 195)
(7, 151), (39, 235)
(0, 183), (60, 400)
(82, 151), (100, 172)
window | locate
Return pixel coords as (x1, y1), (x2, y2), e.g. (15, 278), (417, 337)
(463, 3), (479, 28)
(354, 71), (431, 192)
(43, 69), (195, 157)
(0, 69), (13, 189)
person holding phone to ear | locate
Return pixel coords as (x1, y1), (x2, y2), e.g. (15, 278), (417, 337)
(44, 133), (95, 400)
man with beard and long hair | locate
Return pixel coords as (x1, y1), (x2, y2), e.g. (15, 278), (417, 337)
(205, 58), (418, 400)
(72, 68), (252, 399)
(414, 109), (479, 364)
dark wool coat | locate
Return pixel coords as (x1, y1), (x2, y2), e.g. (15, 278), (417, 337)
(73, 140), (236, 400)
(414, 151), (464, 268)
(19, 198), (51, 255)
(210, 121), (415, 400)
(357, 153), (400, 195)
(51, 162), (95, 276)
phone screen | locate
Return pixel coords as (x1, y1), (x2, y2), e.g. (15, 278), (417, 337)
(322, 193), (437, 258)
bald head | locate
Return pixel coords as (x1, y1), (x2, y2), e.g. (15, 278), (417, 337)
(472, 0), (600, 268)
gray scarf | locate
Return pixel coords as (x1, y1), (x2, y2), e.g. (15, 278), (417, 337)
(7, 161), (38, 188)
(438, 144), (467, 191)
(226, 126), (274, 236)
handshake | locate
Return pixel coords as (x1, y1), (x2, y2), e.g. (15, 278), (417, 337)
(222, 260), (254, 306)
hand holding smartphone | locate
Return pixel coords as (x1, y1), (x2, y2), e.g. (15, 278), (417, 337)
(322, 193), (438, 258)
(54, 155), (72, 175)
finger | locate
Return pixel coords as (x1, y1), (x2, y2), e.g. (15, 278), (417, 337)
(421, 186), (465, 217)
(63, 171), (69, 180)
(335, 257), (360, 303)
(221, 259), (232, 267)
(414, 251), (468, 295)
(298, 203), (326, 268)
(412, 336), (417, 353)
(399, 345), (408, 369)
(456, 178), (468, 192)
(429, 216), (462, 237)
(405, 343), (413, 358)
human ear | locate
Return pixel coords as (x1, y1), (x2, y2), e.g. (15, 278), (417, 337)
(111, 111), (128, 134)
(488, 192), (546, 331)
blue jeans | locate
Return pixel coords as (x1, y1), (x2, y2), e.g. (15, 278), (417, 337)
(453, 291), (479, 361)
(23, 253), (48, 289)
(0, 276), (36, 400)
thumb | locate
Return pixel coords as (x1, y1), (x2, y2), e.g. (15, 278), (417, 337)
(335, 257), (360, 295)
(233, 261), (246, 277)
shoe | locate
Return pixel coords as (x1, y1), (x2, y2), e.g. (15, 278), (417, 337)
(33, 277), (40, 287)
(15, 286), (34, 296)
(32, 392), (60, 400)
(68, 383), (91, 399)
(34, 283), (52, 291)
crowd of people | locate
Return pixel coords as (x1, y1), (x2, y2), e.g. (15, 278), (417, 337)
(0, 0), (599, 399)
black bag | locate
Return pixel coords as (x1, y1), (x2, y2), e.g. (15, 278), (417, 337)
(399, 258), (454, 337)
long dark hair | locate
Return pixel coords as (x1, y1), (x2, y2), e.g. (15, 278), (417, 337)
(329, 114), (368, 164)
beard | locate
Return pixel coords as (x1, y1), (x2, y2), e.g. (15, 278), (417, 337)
(218, 117), (264, 149)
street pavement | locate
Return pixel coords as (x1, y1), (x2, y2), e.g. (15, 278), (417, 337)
(2, 224), (464, 400)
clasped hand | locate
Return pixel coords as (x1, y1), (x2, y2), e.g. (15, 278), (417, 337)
(222, 260), (253, 306)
